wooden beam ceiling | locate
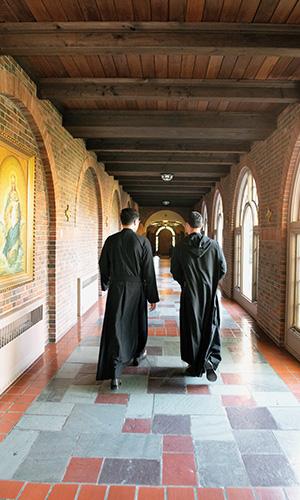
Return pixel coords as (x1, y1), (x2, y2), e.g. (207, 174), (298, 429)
(38, 78), (300, 103)
(64, 110), (276, 140)
(1, 22), (300, 57)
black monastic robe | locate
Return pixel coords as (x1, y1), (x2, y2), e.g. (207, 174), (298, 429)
(96, 228), (159, 380)
(171, 233), (227, 376)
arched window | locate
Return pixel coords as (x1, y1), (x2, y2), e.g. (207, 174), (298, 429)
(201, 201), (208, 236)
(213, 191), (224, 248)
(287, 164), (300, 339)
(234, 170), (259, 302)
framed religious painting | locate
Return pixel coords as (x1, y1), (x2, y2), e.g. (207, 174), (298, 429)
(0, 134), (35, 290)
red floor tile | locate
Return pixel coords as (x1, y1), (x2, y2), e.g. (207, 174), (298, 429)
(78, 485), (107, 500)
(95, 393), (129, 404)
(0, 480), (24, 498)
(138, 487), (165, 499)
(197, 489), (225, 499)
(122, 418), (152, 433)
(8, 402), (32, 412)
(167, 487), (195, 500)
(48, 484), (79, 499)
(226, 488), (255, 499)
(107, 485), (136, 500)
(19, 482), (51, 499)
(254, 487), (286, 499)
(163, 435), (194, 453)
(221, 395), (256, 407)
(63, 457), (103, 483)
(221, 373), (246, 384)
(163, 453), (197, 485)
(187, 385), (210, 394)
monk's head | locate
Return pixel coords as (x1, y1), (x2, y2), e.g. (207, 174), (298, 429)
(120, 208), (140, 232)
(185, 211), (203, 235)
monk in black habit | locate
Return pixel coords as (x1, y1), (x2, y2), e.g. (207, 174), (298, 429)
(171, 211), (227, 381)
(96, 208), (159, 389)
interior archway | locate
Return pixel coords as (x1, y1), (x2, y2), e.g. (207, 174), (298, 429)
(213, 191), (224, 248)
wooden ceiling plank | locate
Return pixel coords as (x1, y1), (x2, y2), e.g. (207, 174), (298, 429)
(150, 0), (169, 20)
(180, 55), (196, 78)
(218, 55), (239, 78)
(5, 0), (35, 21)
(270, 0), (298, 23)
(236, 0), (261, 22)
(192, 55), (209, 78)
(169, 0), (187, 21)
(203, 0), (224, 21)
(23, 0), (51, 21)
(185, 0), (205, 21)
(57, 0), (84, 21)
(85, 55), (106, 77)
(206, 56), (224, 79)
(132, 0), (151, 20)
(155, 55), (169, 78)
(287, 0), (300, 21)
(255, 55), (280, 79)
(230, 56), (253, 79)
(219, 0), (243, 22)
(168, 55), (182, 78)
(95, 0), (118, 21)
(44, 0), (69, 21)
(114, 0), (134, 21)
(99, 54), (118, 76)
(254, 0), (281, 22)
(126, 54), (144, 77)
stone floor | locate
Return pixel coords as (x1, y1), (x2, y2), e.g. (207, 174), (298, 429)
(0, 259), (300, 499)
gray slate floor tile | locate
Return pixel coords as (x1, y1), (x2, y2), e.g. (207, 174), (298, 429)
(63, 403), (126, 434)
(234, 430), (283, 454)
(226, 407), (278, 429)
(99, 458), (160, 485)
(0, 430), (39, 479)
(242, 454), (298, 486)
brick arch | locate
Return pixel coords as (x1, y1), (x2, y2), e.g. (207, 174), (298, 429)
(75, 155), (104, 266)
(110, 188), (122, 231)
(211, 188), (224, 235)
(0, 68), (57, 339)
(280, 118), (300, 230)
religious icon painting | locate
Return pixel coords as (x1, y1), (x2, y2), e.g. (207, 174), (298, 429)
(0, 134), (35, 290)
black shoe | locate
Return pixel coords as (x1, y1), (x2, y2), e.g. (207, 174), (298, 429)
(110, 378), (121, 390)
(185, 365), (197, 377)
(131, 349), (147, 367)
(206, 368), (217, 382)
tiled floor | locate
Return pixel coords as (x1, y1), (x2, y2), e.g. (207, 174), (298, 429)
(1, 259), (300, 499)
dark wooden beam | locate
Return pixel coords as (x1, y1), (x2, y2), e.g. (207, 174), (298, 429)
(39, 78), (300, 103)
(64, 110), (275, 140)
(120, 180), (216, 187)
(107, 164), (230, 174)
(99, 152), (239, 164)
(87, 138), (251, 153)
(1, 22), (300, 57)
(110, 170), (226, 178)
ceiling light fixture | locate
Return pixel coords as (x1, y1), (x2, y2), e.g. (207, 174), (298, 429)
(162, 200), (170, 206)
(161, 173), (174, 182)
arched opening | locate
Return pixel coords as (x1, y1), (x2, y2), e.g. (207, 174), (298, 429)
(201, 201), (208, 236)
(234, 169), (259, 307)
(110, 189), (121, 235)
(155, 225), (176, 257)
(213, 191), (224, 248)
(286, 161), (300, 360)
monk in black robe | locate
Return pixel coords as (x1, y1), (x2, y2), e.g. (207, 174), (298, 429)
(96, 208), (159, 389)
(171, 211), (226, 381)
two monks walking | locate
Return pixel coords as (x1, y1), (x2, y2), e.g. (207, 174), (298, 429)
(96, 208), (226, 389)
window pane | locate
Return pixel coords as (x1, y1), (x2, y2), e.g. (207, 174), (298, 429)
(242, 206), (254, 301)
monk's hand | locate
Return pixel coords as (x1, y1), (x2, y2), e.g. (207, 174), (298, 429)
(149, 303), (156, 311)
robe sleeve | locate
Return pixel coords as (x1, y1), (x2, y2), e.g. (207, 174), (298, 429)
(141, 238), (159, 303)
(99, 239), (110, 291)
(170, 246), (185, 287)
(217, 243), (227, 281)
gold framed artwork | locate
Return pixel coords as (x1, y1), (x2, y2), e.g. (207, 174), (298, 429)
(0, 135), (35, 290)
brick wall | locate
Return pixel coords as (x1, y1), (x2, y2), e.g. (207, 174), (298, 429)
(199, 103), (300, 346)
(0, 56), (132, 342)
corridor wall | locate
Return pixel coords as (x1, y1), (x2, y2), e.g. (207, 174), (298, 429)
(197, 102), (300, 347)
(0, 55), (131, 368)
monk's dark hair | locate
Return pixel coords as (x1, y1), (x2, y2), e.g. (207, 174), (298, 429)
(187, 211), (203, 228)
(120, 208), (140, 225)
